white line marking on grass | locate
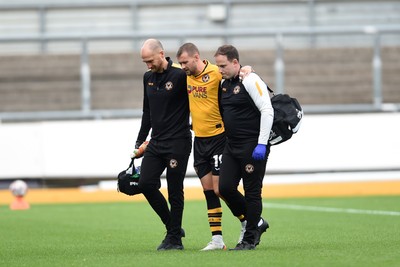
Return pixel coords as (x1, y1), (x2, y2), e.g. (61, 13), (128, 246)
(263, 203), (400, 216)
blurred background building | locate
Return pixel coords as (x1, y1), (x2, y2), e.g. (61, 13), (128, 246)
(0, 0), (399, 187)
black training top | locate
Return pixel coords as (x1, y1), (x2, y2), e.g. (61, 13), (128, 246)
(220, 76), (261, 142)
(136, 57), (191, 142)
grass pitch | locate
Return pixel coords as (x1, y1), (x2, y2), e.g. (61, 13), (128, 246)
(1, 195), (399, 267)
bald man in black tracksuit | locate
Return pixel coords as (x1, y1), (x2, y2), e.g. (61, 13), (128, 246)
(214, 45), (274, 250)
(135, 39), (191, 251)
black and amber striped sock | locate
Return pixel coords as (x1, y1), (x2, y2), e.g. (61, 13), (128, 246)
(204, 190), (223, 236)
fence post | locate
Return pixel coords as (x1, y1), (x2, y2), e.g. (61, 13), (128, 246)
(130, 2), (139, 50)
(224, 0), (232, 44)
(308, 0), (316, 48)
(274, 33), (285, 94)
(372, 33), (382, 110)
(39, 6), (47, 53)
(80, 39), (91, 113)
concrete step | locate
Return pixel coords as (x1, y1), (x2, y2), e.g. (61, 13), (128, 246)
(0, 81), (80, 112)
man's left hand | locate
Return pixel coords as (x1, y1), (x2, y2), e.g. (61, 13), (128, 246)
(252, 144), (267, 160)
(239, 65), (254, 80)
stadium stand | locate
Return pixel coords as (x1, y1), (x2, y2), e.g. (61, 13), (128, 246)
(0, 0), (399, 119)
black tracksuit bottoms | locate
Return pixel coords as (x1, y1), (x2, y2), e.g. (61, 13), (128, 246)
(219, 139), (269, 243)
(138, 138), (191, 238)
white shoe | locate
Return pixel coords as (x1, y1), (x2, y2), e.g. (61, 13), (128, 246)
(201, 236), (227, 251)
(238, 220), (247, 244)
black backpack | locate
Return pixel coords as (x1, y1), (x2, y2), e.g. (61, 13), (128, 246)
(267, 87), (303, 145)
(221, 78), (303, 145)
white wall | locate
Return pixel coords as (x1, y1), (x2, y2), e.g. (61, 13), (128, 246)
(1, 113), (400, 179)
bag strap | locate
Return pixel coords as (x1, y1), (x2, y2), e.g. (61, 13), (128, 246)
(267, 85), (275, 96)
(127, 158), (134, 170)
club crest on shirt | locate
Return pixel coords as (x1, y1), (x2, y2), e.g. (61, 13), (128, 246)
(170, 159), (178, 168)
(245, 164), (254, 174)
(165, 81), (173, 91)
(233, 85), (241, 94)
(222, 87), (227, 92)
(202, 74), (210, 83)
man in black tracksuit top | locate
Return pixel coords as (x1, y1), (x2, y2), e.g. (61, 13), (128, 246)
(135, 39), (192, 251)
(214, 45), (274, 250)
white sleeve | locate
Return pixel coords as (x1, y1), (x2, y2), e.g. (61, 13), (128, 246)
(242, 73), (274, 145)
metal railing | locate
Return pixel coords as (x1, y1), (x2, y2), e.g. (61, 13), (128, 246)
(0, 0), (320, 53)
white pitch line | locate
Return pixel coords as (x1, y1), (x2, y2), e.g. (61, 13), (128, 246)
(263, 203), (400, 216)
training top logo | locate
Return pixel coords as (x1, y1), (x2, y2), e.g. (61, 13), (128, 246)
(233, 85), (241, 94)
(165, 81), (173, 91)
